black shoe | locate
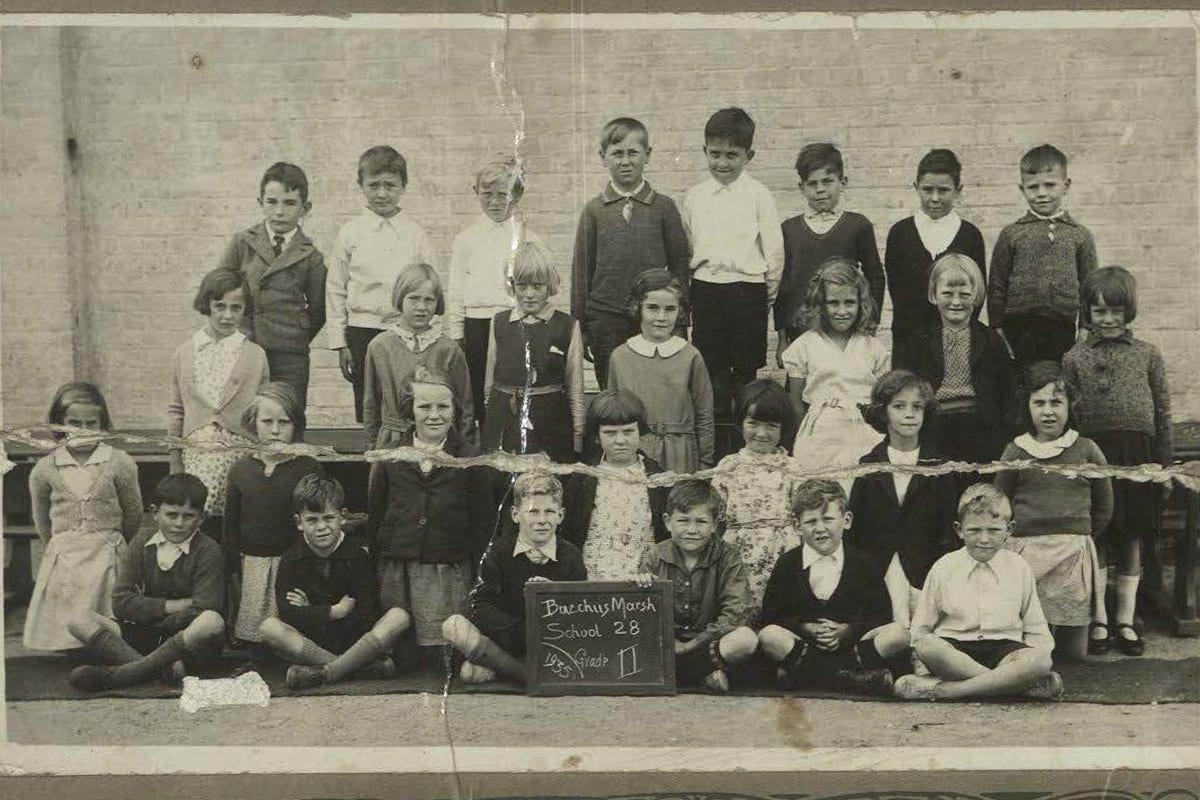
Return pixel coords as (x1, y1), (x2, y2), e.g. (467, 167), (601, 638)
(1087, 622), (1111, 655)
(1114, 623), (1144, 657)
(833, 668), (895, 696)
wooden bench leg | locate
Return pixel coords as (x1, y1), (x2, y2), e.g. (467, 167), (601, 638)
(1173, 489), (1200, 636)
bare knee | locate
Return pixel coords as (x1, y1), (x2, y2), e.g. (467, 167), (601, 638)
(720, 626), (758, 663)
(1006, 646), (1052, 675)
(757, 625), (796, 661)
(188, 610), (225, 642)
(912, 633), (946, 661)
(258, 617), (288, 646)
(375, 608), (411, 642)
(876, 622), (911, 655)
(66, 610), (107, 644)
(442, 614), (482, 656)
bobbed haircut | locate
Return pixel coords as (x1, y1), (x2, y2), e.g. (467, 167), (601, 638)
(737, 378), (796, 451)
(259, 161), (310, 204)
(1080, 265), (1138, 324)
(512, 471), (564, 507)
(391, 262), (445, 316)
(474, 155), (525, 197)
(48, 381), (112, 432)
(1020, 144), (1068, 176)
(704, 107), (755, 151)
(241, 381), (307, 443)
(357, 145), (408, 186)
(916, 148), (963, 187)
(510, 241), (562, 296)
(586, 388), (649, 441)
(666, 479), (723, 520)
(293, 471), (344, 514)
(956, 482), (1012, 523)
(193, 267), (254, 317)
(863, 369), (938, 435)
(791, 478), (848, 517)
(1019, 360), (1077, 436)
(627, 268), (688, 324)
(800, 257), (878, 335)
(396, 366), (463, 431)
(599, 117), (650, 152)
(153, 473), (208, 511)
(795, 142), (845, 181)
(927, 252), (986, 310)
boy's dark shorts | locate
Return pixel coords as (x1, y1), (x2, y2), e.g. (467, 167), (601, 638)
(120, 610), (222, 670)
(943, 637), (1030, 669)
(291, 615), (374, 656)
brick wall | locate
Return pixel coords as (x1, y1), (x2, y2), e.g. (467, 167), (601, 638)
(2, 24), (1197, 430)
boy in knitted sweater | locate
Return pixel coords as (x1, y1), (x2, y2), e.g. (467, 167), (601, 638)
(988, 145), (1098, 368)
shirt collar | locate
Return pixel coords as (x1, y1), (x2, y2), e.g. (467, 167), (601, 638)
(362, 207), (405, 230)
(950, 546), (999, 576)
(660, 536), (720, 568)
(54, 442), (113, 467)
(802, 542), (844, 567)
(264, 223), (298, 249)
(1019, 209), (1075, 225)
(389, 324), (441, 353)
(147, 529), (197, 555)
(914, 208), (961, 229)
(193, 327), (246, 352)
(1087, 329), (1134, 346)
(626, 335), (687, 358)
(513, 534), (558, 561)
(603, 181), (653, 204)
(805, 202), (843, 221)
(1014, 429), (1079, 459)
(703, 172), (748, 194)
(507, 305), (557, 323)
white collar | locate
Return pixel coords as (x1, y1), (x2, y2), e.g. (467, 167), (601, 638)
(507, 306), (556, 324)
(305, 530), (345, 558)
(147, 529), (197, 555)
(805, 203), (843, 221)
(388, 324), (441, 353)
(54, 442), (113, 467)
(1015, 429), (1079, 459)
(265, 223), (298, 249)
(1028, 207), (1065, 221)
(914, 208), (961, 229)
(887, 445), (921, 465)
(802, 541), (844, 567)
(600, 453), (646, 474)
(363, 207), (405, 229)
(513, 535), (558, 561)
(626, 335), (687, 358)
(610, 180), (646, 199)
(193, 327), (246, 352)
(704, 172), (748, 194)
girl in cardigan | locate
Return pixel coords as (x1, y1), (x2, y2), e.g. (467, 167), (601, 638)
(224, 382), (323, 650)
(995, 362), (1113, 661)
(608, 269), (715, 474)
(884, 149), (987, 344)
(24, 383), (143, 651)
(366, 367), (494, 667)
(362, 262), (474, 449)
(1064, 266), (1173, 656)
(713, 379), (801, 611)
(782, 257), (889, 475)
(561, 389), (670, 580)
(481, 240), (585, 463)
(167, 268), (270, 537)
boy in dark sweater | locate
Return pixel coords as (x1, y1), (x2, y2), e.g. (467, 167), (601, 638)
(988, 144), (1098, 367)
(774, 143), (885, 365)
(757, 479), (909, 696)
(260, 473), (410, 690)
(67, 474), (226, 691)
(571, 117), (691, 388)
(443, 472), (587, 685)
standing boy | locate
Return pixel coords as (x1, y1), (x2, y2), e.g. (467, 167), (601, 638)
(681, 107), (783, 426)
(895, 484), (1062, 701)
(571, 117), (691, 388)
(773, 143), (885, 364)
(988, 144), (1098, 367)
(326, 146), (439, 422)
(217, 162), (327, 409)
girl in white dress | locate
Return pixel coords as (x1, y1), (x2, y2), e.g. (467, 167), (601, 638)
(782, 257), (889, 478)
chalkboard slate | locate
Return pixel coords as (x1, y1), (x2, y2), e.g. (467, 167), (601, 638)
(524, 580), (676, 696)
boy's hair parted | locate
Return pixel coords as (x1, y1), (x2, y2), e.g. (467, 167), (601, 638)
(927, 252), (987, 310)
(357, 145), (408, 186)
(863, 369), (938, 435)
(512, 471), (564, 507)
(800, 256), (878, 335)
(391, 262), (446, 315)
(666, 479), (724, 520)
(1081, 265), (1139, 324)
(241, 381), (307, 443)
(474, 154), (525, 197)
(916, 148), (963, 187)
(790, 478), (848, 517)
(48, 381), (113, 432)
(1019, 144), (1068, 176)
(293, 471), (345, 514)
(795, 142), (845, 181)
(737, 378), (797, 451)
(153, 473), (208, 511)
(704, 107), (755, 151)
(510, 240), (562, 296)
(193, 267), (254, 317)
(626, 268), (688, 323)
(599, 117), (650, 153)
(586, 388), (649, 440)
(259, 161), (310, 204)
(1019, 360), (1077, 435)
(956, 482), (1012, 523)
(396, 366), (463, 431)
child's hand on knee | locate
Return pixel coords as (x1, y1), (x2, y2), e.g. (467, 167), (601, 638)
(286, 589), (310, 607)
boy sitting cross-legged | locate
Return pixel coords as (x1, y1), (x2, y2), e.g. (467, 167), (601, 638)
(67, 474), (226, 691)
(259, 473), (411, 691)
(757, 479), (909, 697)
(443, 472), (587, 686)
(634, 479), (758, 694)
(895, 483), (1062, 701)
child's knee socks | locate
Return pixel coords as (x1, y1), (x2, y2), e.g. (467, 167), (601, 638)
(325, 633), (387, 683)
(106, 632), (190, 688)
(87, 627), (142, 666)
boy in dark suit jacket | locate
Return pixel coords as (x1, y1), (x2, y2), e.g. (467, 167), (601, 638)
(217, 161), (327, 409)
(758, 479), (909, 696)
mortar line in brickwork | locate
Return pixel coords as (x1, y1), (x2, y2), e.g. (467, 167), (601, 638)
(59, 27), (94, 383)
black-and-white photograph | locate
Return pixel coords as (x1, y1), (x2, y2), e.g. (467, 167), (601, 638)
(0, 8), (1197, 791)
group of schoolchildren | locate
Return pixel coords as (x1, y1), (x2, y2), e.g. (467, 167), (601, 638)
(19, 105), (1175, 704)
